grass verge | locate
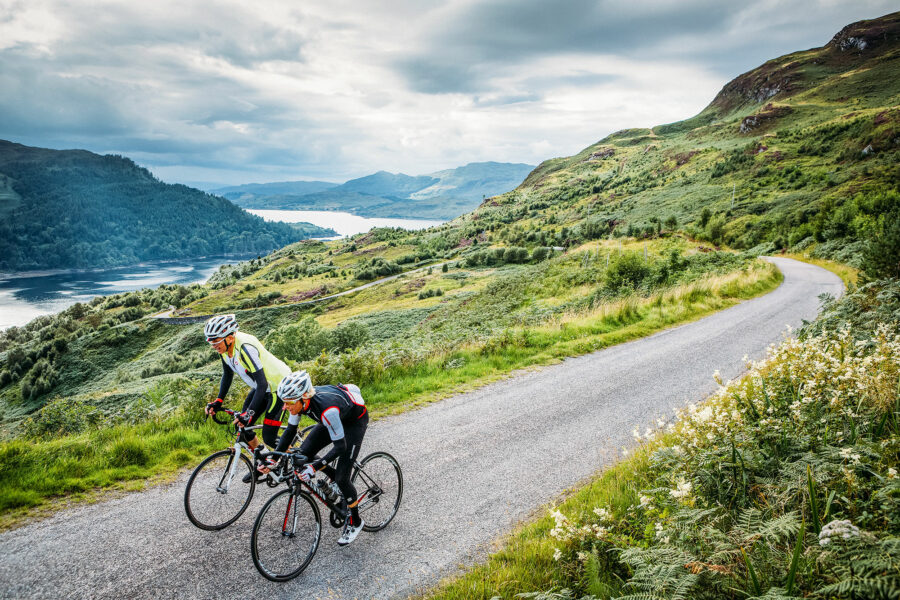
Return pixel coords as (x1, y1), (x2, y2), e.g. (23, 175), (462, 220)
(0, 261), (781, 530)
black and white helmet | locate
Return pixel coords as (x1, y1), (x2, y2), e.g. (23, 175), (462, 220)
(277, 370), (313, 400)
(204, 314), (238, 340)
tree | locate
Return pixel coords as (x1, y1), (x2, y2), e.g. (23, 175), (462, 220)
(665, 215), (678, 230)
(861, 207), (900, 280)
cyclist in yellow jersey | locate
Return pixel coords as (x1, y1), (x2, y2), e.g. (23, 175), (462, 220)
(203, 315), (292, 466)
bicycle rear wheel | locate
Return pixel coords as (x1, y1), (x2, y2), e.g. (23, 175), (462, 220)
(251, 489), (321, 582)
(351, 451), (403, 532)
(184, 449), (255, 530)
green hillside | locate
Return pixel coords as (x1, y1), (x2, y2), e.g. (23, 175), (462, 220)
(0, 141), (335, 272)
(478, 12), (899, 267)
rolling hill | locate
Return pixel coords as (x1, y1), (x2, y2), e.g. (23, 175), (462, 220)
(474, 11), (899, 265)
(1, 11), (898, 456)
(0, 141), (335, 272)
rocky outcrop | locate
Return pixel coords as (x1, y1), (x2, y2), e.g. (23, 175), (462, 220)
(740, 104), (794, 134)
(585, 147), (615, 161)
(827, 12), (899, 53)
(706, 12), (899, 115)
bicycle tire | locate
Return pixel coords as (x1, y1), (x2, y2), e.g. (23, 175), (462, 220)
(184, 449), (255, 530)
(251, 489), (321, 582)
(351, 451), (403, 532)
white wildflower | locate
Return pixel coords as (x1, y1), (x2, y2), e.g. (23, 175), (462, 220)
(819, 519), (860, 546)
(639, 495), (653, 508)
(889, 467), (898, 479)
(670, 478), (692, 500)
(593, 507), (611, 522)
(553, 548), (563, 561)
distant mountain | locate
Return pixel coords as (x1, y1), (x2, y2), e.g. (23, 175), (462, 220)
(211, 180), (339, 202)
(0, 141), (335, 272)
(221, 162), (535, 220)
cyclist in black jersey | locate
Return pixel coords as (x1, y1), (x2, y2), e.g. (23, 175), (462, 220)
(267, 370), (369, 546)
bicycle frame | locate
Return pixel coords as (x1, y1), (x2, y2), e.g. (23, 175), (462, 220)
(210, 410), (312, 494)
(216, 425), (258, 494)
(264, 451), (381, 520)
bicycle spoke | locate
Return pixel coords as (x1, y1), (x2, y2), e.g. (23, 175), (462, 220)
(351, 452), (402, 532)
(184, 450), (254, 530)
(252, 490), (320, 581)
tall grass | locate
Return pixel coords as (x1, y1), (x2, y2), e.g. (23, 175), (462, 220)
(320, 262), (781, 415)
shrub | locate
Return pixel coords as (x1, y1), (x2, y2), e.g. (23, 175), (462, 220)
(330, 322), (371, 353)
(541, 311), (900, 600)
(503, 246), (530, 264)
(604, 252), (650, 292)
(266, 317), (331, 362)
(417, 288), (444, 300)
(123, 294), (141, 307)
(22, 397), (104, 439)
(860, 204), (900, 280)
(531, 246), (551, 262)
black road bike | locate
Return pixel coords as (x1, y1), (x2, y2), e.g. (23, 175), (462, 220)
(250, 448), (403, 581)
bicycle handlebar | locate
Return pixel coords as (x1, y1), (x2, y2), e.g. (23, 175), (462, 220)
(257, 449), (309, 467)
(208, 407), (256, 427)
(209, 407), (235, 425)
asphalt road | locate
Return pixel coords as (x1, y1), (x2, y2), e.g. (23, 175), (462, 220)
(0, 257), (843, 600)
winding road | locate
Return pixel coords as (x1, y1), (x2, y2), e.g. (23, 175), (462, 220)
(0, 257), (843, 600)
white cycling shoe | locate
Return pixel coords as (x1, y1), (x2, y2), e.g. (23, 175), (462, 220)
(338, 518), (364, 546)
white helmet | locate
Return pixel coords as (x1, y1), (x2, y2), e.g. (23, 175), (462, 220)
(204, 314), (238, 340)
(278, 370), (313, 401)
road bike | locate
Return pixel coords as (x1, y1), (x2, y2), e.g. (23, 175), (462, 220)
(183, 408), (305, 530)
(250, 447), (403, 581)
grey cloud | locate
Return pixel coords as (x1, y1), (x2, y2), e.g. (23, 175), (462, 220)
(394, 0), (735, 93)
(39, 2), (309, 70)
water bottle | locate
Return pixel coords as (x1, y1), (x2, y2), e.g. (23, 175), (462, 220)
(326, 482), (341, 503)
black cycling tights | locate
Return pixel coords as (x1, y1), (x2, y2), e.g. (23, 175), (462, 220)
(238, 390), (282, 449)
(299, 413), (369, 525)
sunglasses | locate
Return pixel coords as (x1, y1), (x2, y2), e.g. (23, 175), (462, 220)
(283, 392), (312, 405)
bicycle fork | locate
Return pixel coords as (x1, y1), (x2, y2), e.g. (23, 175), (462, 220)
(282, 495), (298, 537)
(217, 443), (244, 494)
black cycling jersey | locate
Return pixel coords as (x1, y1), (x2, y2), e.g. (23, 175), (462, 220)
(304, 385), (367, 428)
(273, 384), (369, 527)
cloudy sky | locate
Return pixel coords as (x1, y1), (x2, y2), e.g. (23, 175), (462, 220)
(0, 1), (895, 187)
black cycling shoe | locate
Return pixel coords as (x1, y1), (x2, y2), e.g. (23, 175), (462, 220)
(242, 472), (267, 484)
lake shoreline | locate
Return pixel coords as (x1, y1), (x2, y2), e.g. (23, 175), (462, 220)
(0, 252), (265, 282)
(248, 209), (445, 237)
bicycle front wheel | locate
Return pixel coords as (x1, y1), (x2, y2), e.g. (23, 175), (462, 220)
(251, 489), (321, 582)
(184, 449), (255, 530)
(352, 451), (403, 532)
